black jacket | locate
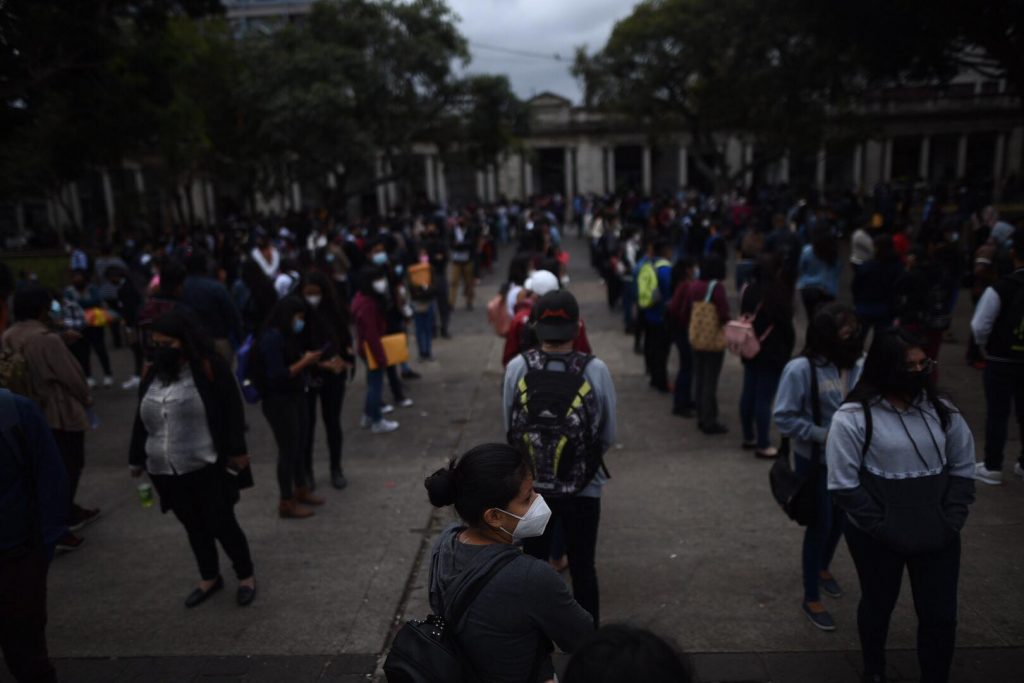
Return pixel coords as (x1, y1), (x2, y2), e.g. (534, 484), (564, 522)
(129, 354), (248, 471)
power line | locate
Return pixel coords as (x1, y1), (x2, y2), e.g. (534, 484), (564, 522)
(468, 41), (565, 63)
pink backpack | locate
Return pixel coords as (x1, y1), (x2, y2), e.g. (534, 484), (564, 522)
(724, 286), (773, 359)
(487, 293), (510, 336)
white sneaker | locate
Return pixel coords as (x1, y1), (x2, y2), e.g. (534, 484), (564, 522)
(371, 418), (399, 434)
(381, 404), (395, 415)
(975, 462), (1004, 485)
(121, 376), (140, 390)
(86, 377), (97, 389)
(360, 415), (372, 429)
(102, 376), (113, 388)
(1015, 463), (1024, 481)
(398, 398), (414, 408)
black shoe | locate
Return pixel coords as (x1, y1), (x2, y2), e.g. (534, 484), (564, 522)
(401, 369), (422, 380)
(185, 576), (223, 608)
(700, 423), (729, 435)
(68, 506), (101, 532)
(55, 532), (85, 554)
(331, 471), (348, 490)
(672, 408), (695, 418)
(441, 331), (451, 339)
(237, 582), (257, 607)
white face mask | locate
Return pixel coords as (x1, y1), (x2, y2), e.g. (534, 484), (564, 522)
(304, 295), (322, 308)
(496, 495), (551, 542)
(372, 279), (388, 294)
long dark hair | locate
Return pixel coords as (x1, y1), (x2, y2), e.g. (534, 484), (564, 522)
(846, 327), (953, 429)
(801, 302), (860, 365)
(424, 444), (534, 526)
(149, 309), (218, 365)
(748, 252), (792, 319)
(301, 270), (350, 326)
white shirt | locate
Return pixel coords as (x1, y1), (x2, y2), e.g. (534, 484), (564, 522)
(140, 368), (218, 476)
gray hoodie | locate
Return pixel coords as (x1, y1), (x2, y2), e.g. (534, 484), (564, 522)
(427, 523), (594, 682)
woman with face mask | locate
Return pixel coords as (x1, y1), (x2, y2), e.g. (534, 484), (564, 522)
(351, 267), (399, 434)
(299, 271), (354, 489)
(773, 303), (864, 632)
(254, 296), (323, 518)
(425, 443), (594, 683)
(827, 329), (975, 683)
(128, 310), (257, 607)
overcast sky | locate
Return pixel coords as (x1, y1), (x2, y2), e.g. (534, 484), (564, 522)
(445, 0), (640, 104)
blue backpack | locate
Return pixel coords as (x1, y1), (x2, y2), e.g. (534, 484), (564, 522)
(235, 335), (261, 404)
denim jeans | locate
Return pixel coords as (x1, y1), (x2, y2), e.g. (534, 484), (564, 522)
(413, 309), (434, 359)
(794, 454), (843, 603)
(983, 361), (1024, 471)
(364, 367), (384, 423)
(845, 522), (960, 683)
(673, 330), (694, 412)
(523, 496), (601, 626)
(740, 363), (782, 448)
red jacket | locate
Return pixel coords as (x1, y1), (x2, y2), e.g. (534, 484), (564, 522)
(502, 300), (592, 366)
(351, 292), (387, 368)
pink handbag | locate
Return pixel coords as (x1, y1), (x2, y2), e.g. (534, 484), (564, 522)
(725, 286), (773, 359)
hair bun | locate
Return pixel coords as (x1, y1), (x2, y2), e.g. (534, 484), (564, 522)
(425, 462), (457, 507)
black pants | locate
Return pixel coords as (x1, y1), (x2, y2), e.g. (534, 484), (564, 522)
(386, 365), (405, 402)
(434, 272), (451, 335)
(982, 361), (1024, 471)
(0, 548), (55, 683)
(693, 351), (725, 429)
(523, 496), (601, 626)
(51, 429), (84, 520)
(644, 320), (671, 391)
(845, 521), (960, 683)
(305, 373), (347, 477)
(152, 466), (254, 582)
(262, 391), (309, 499)
(69, 327), (112, 378)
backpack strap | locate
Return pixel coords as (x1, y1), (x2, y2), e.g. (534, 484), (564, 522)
(444, 550), (520, 629)
(807, 358), (822, 465)
(704, 280), (717, 303)
(861, 400), (873, 459)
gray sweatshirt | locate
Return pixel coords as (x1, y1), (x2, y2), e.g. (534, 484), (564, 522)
(428, 523), (594, 682)
(826, 397), (976, 549)
(503, 352), (617, 497)
(773, 356), (861, 461)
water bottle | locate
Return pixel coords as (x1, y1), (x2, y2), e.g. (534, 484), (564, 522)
(137, 482), (155, 508)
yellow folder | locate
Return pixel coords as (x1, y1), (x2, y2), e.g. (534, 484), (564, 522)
(364, 333), (410, 370)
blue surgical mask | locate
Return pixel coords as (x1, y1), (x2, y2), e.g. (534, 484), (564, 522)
(292, 318), (305, 334)
(372, 252), (388, 265)
(395, 265), (404, 276)
(50, 300), (62, 315)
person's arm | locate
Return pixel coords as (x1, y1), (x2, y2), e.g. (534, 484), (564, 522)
(941, 410), (976, 531)
(129, 401), (149, 469)
(826, 407), (885, 530)
(502, 356), (526, 433)
(970, 286), (1001, 347)
(591, 359), (617, 452)
(524, 560), (596, 651)
(773, 360), (827, 443)
(38, 335), (91, 406)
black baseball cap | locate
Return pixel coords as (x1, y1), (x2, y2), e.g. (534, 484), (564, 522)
(533, 290), (580, 342)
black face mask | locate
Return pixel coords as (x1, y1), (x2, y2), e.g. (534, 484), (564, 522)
(153, 346), (183, 384)
(891, 369), (929, 401)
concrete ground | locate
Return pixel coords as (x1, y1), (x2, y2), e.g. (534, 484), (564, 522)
(2, 234), (1021, 683)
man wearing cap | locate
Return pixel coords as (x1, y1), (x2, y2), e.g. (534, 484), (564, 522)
(501, 269), (592, 367)
(502, 289), (617, 625)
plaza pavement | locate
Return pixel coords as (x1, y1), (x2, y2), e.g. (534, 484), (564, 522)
(2, 235), (1022, 682)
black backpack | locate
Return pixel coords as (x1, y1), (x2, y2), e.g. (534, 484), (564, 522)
(506, 349), (606, 498)
(769, 358), (822, 526)
(384, 552), (518, 683)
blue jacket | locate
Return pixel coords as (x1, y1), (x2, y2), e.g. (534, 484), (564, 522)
(797, 244), (841, 296)
(641, 259), (673, 325)
(0, 389), (68, 554)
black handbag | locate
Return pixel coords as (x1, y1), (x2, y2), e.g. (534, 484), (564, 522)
(769, 358), (821, 526)
(384, 551), (518, 683)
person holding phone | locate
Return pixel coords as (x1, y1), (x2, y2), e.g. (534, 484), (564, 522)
(300, 271), (355, 490)
(253, 296), (324, 518)
(128, 310), (257, 608)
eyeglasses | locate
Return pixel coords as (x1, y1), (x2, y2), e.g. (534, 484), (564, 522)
(906, 358), (937, 373)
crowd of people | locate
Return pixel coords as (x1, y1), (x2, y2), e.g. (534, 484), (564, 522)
(1, 179), (1022, 683)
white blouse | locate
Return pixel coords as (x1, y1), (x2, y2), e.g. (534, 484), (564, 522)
(140, 368), (218, 476)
